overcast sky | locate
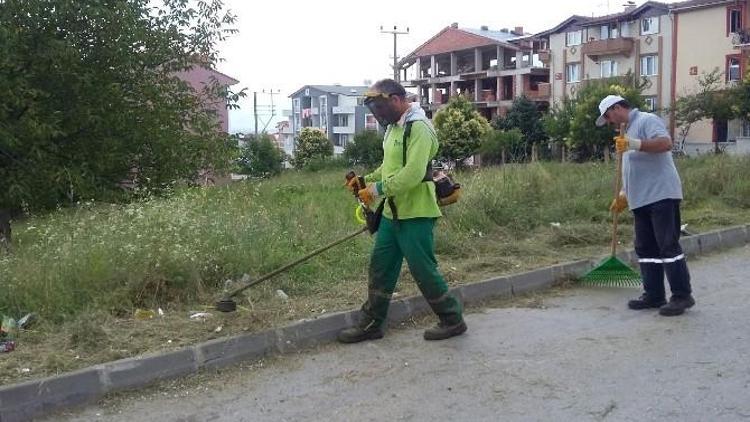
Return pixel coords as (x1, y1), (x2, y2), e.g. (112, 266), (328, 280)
(217, 0), (680, 134)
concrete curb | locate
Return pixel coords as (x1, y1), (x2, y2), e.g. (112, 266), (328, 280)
(1, 224), (748, 422)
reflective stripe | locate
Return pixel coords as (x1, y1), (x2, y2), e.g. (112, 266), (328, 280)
(638, 254), (685, 264)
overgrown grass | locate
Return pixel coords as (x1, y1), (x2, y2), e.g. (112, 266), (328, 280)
(2, 154), (750, 383)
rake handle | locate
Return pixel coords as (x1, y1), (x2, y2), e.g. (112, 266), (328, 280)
(611, 123), (626, 256)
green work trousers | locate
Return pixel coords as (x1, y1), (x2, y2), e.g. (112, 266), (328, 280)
(360, 217), (463, 329)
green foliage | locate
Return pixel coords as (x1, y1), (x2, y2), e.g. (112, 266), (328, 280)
(343, 130), (384, 170)
(292, 128), (333, 169)
(237, 134), (284, 178)
(673, 69), (741, 150)
(302, 156), (349, 172)
(543, 74), (645, 160)
(480, 129), (525, 164)
(492, 95), (547, 157)
(433, 95), (491, 164)
(542, 96), (575, 145)
(0, 0), (244, 212)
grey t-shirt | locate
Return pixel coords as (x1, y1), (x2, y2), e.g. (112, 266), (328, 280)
(622, 109), (683, 210)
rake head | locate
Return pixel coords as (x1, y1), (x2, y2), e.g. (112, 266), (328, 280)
(580, 256), (642, 288)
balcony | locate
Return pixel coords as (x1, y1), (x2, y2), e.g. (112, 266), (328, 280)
(581, 37), (634, 60)
(332, 106), (355, 114)
(538, 50), (550, 65)
(732, 29), (750, 50)
(526, 83), (550, 100)
(333, 126), (355, 134)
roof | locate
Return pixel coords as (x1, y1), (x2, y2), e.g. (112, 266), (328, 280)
(534, 1), (678, 36)
(533, 15), (592, 37)
(289, 85), (369, 98)
(209, 68), (239, 86)
(582, 1), (669, 26)
(460, 27), (525, 43)
(669, 0), (736, 11)
(400, 25), (520, 65)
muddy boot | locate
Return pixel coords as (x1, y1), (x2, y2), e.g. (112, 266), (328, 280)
(337, 320), (384, 344)
(423, 320), (467, 341)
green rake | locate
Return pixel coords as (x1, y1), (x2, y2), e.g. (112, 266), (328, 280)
(581, 124), (641, 287)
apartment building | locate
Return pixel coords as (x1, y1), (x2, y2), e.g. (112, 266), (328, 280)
(672, 0), (750, 148)
(398, 23), (551, 121)
(274, 119), (294, 158)
(540, 2), (674, 117)
(288, 85), (377, 155)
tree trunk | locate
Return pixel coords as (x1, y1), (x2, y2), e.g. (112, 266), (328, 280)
(603, 144), (610, 164)
(0, 208), (11, 252)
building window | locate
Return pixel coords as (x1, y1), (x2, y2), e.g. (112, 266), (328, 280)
(742, 119), (750, 137)
(601, 23), (619, 40)
(644, 96), (657, 112)
(729, 8), (743, 34)
(566, 30), (582, 46)
(319, 95), (328, 129)
(336, 134), (349, 147)
(365, 114), (378, 130)
(641, 17), (659, 35)
(339, 114), (349, 126)
(600, 60), (619, 78)
(293, 98), (300, 112)
(727, 56), (741, 81)
(566, 63), (581, 83)
(641, 55), (658, 76)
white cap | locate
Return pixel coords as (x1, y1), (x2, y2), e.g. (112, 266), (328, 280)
(596, 95), (625, 127)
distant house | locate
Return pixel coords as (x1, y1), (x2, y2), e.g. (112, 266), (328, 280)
(174, 65), (239, 133)
(288, 85), (377, 155)
(174, 64), (239, 185)
(275, 120), (294, 157)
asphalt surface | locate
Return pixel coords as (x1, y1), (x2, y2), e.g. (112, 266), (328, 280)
(56, 247), (750, 422)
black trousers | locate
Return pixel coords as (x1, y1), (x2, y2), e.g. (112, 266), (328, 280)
(632, 199), (692, 300)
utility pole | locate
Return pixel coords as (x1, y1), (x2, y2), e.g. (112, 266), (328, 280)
(260, 89), (281, 133)
(380, 25), (409, 82)
(252, 89), (281, 136)
(253, 91), (258, 136)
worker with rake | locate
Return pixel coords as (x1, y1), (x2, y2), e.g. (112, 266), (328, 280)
(596, 95), (695, 316)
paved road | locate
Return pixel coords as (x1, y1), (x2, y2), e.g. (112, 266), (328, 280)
(57, 247), (750, 422)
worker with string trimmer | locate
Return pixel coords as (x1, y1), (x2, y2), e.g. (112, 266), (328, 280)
(338, 79), (466, 343)
(596, 95), (695, 316)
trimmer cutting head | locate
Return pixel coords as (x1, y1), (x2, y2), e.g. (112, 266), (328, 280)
(215, 297), (238, 313)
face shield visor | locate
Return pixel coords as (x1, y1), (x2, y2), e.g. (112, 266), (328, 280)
(364, 91), (401, 128)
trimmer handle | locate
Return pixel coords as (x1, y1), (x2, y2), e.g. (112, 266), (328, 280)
(345, 171), (366, 194)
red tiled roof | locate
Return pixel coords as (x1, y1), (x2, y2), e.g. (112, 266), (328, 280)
(402, 26), (518, 63)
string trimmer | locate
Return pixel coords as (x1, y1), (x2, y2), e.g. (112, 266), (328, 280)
(215, 172), (383, 312)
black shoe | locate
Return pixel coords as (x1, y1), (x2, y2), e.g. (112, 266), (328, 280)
(628, 294), (667, 310)
(423, 320), (467, 341)
(659, 295), (696, 316)
(337, 325), (384, 344)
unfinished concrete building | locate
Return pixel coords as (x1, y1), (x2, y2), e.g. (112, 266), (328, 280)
(398, 23), (550, 120)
